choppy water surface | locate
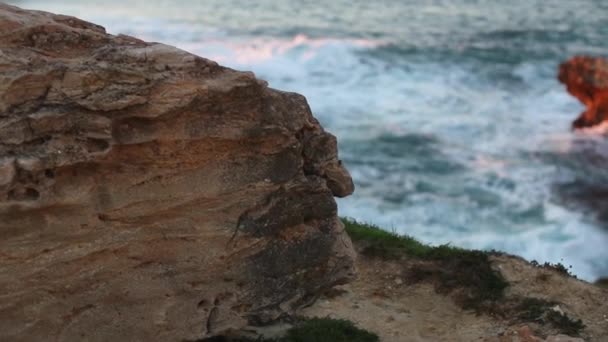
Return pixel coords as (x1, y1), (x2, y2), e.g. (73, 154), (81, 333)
(10, 0), (608, 280)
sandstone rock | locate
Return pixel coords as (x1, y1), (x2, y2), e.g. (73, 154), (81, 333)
(515, 325), (544, 342)
(545, 335), (585, 342)
(0, 4), (355, 341)
(558, 56), (608, 129)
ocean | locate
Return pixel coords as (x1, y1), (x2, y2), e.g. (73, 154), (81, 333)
(9, 0), (608, 281)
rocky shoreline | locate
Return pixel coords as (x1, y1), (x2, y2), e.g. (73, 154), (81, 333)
(0, 4), (606, 342)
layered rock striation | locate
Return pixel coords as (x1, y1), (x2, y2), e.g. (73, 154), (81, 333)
(0, 4), (355, 341)
(558, 56), (608, 129)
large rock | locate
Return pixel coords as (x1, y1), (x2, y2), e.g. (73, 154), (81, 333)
(558, 56), (608, 129)
(0, 4), (355, 341)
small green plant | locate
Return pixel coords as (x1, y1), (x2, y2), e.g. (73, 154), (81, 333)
(515, 297), (556, 321)
(342, 217), (474, 260)
(530, 260), (577, 279)
(514, 297), (585, 336)
(282, 318), (379, 342)
(546, 310), (586, 336)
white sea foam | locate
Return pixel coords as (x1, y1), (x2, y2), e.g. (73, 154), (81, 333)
(575, 121), (608, 136)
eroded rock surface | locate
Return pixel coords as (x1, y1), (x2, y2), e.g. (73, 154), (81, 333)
(0, 4), (355, 341)
(558, 56), (608, 129)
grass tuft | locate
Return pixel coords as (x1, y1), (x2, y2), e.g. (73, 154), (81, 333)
(516, 298), (556, 321)
(200, 318), (378, 342)
(282, 318), (379, 342)
(546, 310), (586, 337)
(514, 297), (585, 336)
(530, 260), (577, 279)
(342, 218), (484, 260)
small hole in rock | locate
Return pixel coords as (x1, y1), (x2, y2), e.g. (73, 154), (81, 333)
(197, 299), (209, 308)
(86, 138), (110, 153)
(44, 169), (55, 178)
(25, 188), (39, 199)
(29, 135), (51, 145)
(8, 187), (40, 201)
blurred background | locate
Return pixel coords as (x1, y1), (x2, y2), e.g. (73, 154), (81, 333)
(8, 0), (608, 281)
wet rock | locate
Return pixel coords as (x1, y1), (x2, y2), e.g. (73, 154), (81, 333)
(0, 3), (355, 341)
(558, 56), (608, 129)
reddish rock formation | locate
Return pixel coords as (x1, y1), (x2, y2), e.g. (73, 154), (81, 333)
(558, 56), (608, 129)
(0, 4), (355, 341)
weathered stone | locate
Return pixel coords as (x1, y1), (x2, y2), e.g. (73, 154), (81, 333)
(558, 56), (608, 129)
(545, 335), (585, 342)
(0, 4), (355, 341)
(0, 157), (15, 187)
(515, 325), (544, 342)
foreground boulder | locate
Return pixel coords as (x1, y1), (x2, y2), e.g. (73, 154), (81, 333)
(558, 56), (608, 129)
(0, 4), (355, 341)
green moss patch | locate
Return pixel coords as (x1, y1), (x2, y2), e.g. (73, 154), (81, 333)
(201, 318), (378, 342)
(342, 218), (494, 261)
(342, 218), (441, 259)
(282, 318), (378, 342)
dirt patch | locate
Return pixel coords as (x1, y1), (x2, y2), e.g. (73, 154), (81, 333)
(299, 220), (608, 341)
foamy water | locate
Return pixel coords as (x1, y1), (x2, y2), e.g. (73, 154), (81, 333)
(10, 0), (608, 281)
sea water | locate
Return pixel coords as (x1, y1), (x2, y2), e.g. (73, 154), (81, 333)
(10, 0), (608, 281)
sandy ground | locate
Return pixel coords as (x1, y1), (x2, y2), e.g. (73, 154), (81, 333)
(300, 252), (608, 342)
